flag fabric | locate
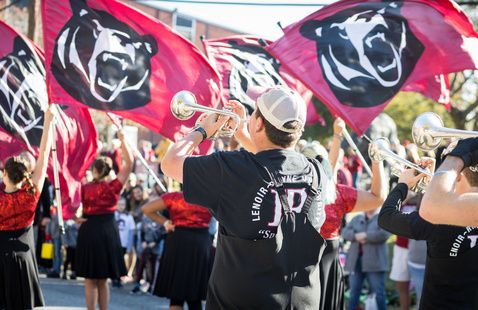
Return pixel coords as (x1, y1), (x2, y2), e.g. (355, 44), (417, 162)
(42, 0), (221, 154)
(203, 35), (324, 125)
(267, 0), (478, 135)
(0, 20), (98, 219)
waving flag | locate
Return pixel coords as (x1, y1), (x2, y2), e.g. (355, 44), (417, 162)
(0, 20), (98, 219)
(267, 0), (478, 135)
(203, 36), (324, 125)
(42, 0), (221, 154)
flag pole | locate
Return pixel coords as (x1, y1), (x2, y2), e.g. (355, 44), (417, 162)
(342, 129), (373, 177)
(106, 114), (168, 193)
(50, 104), (65, 234)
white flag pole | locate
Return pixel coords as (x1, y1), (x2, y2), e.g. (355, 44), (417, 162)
(50, 104), (64, 234)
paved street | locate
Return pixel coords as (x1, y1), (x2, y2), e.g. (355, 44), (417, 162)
(37, 276), (169, 310)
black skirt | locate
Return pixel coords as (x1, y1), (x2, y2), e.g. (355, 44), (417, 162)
(0, 226), (45, 310)
(319, 238), (345, 310)
(76, 214), (127, 279)
(154, 227), (212, 301)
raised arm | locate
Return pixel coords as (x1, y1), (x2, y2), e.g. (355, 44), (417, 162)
(31, 106), (55, 190)
(352, 159), (387, 212)
(116, 130), (134, 185)
(328, 117), (345, 180)
(420, 158), (478, 226)
(226, 100), (256, 153)
(420, 138), (478, 226)
(162, 113), (229, 183)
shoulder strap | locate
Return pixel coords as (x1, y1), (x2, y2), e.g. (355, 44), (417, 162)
(251, 155), (291, 213)
(302, 158), (323, 214)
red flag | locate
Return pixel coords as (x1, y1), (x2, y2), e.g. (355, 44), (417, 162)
(0, 20), (98, 219)
(203, 35), (324, 126)
(42, 0), (221, 154)
(267, 0), (478, 135)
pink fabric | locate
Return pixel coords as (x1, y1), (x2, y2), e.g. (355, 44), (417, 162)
(203, 35), (324, 126)
(267, 0), (478, 135)
(42, 0), (220, 154)
(0, 20), (98, 220)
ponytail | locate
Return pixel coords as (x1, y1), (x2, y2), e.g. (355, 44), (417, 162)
(24, 171), (36, 195)
(4, 156), (36, 195)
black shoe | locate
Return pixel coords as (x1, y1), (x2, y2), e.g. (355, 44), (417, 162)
(130, 284), (141, 294)
(62, 273), (67, 280)
(47, 272), (60, 278)
(70, 273), (77, 280)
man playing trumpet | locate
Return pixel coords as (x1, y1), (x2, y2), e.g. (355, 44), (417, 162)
(378, 157), (478, 309)
(161, 86), (329, 309)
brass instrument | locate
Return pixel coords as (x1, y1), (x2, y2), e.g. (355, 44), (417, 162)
(171, 90), (240, 139)
(368, 138), (433, 192)
(412, 112), (478, 151)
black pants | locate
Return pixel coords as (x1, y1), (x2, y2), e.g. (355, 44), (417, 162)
(63, 247), (76, 275)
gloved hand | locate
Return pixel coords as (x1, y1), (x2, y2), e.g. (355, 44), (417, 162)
(447, 138), (478, 169)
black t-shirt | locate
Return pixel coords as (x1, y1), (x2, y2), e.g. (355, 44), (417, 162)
(378, 183), (478, 309)
(183, 149), (326, 240)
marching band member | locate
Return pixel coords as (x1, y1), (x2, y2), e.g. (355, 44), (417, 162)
(0, 106), (54, 310)
(162, 87), (328, 309)
(142, 191), (212, 310)
(319, 118), (387, 310)
(75, 131), (133, 310)
(378, 157), (478, 309)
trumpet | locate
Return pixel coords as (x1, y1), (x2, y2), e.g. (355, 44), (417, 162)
(412, 112), (478, 151)
(368, 138), (433, 192)
(171, 90), (240, 139)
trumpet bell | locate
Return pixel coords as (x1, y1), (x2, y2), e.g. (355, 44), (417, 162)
(412, 112), (443, 151)
(171, 90), (196, 120)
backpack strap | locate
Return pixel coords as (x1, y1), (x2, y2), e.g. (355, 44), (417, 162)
(251, 156), (291, 213)
(301, 158), (323, 214)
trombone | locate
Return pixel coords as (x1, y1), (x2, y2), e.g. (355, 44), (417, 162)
(412, 112), (478, 151)
(171, 90), (241, 139)
(368, 138), (433, 192)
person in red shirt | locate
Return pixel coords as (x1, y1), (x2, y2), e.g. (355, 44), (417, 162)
(0, 107), (55, 310)
(318, 117), (387, 310)
(75, 130), (133, 310)
(142, 191), (212, 310)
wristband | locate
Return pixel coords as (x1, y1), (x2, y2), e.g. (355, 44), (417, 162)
(193, 127), (208, 143)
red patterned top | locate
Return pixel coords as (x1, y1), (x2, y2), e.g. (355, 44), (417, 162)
(321, 184), (357, 239)
(0, 183), (41, 230)
(82, 179), (123, 215)
(162, 192), (212, 228)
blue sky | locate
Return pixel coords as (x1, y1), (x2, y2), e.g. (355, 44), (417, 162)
(139, 0), (337, 40)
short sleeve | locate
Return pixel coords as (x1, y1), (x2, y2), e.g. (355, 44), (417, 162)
(337, 185), (358, 213)
(161, 192), (178, 210)
(109, 178), (123, 194)
(183, 153), (223, 211)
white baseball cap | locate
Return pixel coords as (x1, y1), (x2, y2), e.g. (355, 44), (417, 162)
(256, 86), (307, 133)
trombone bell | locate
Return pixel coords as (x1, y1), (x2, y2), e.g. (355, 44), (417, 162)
(412, 112), (443, 151)
(413, 112), (478, 151)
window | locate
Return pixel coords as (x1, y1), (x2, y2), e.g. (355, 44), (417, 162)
(173, 13), (196, 42)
